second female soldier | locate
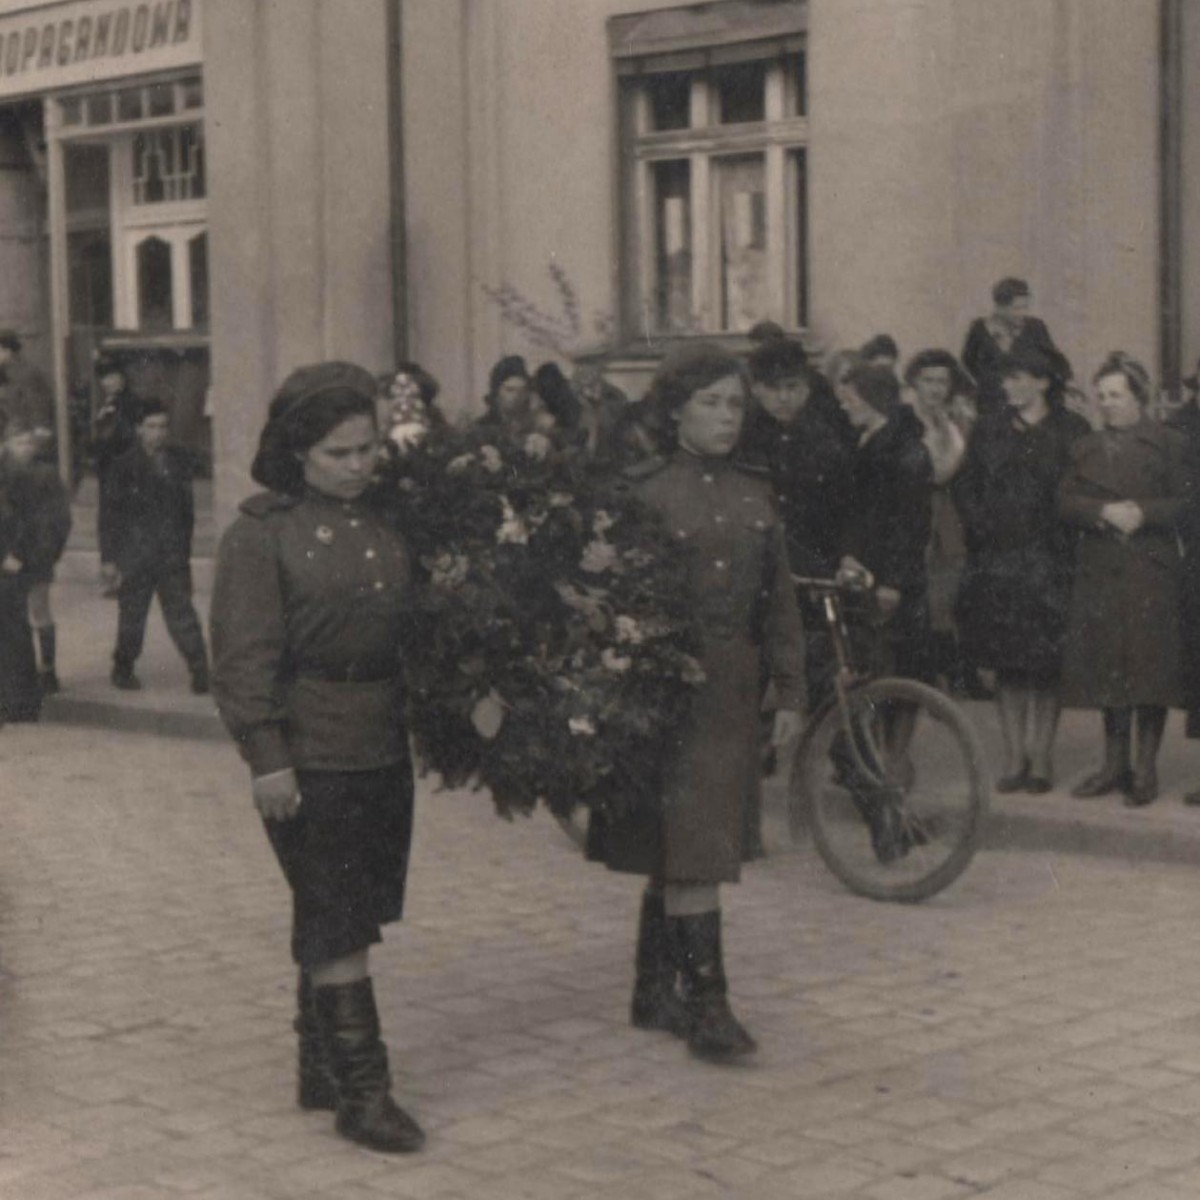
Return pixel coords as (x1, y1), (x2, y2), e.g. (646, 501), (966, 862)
(210, 363), (423, 1153)
(588, 343), (806, 1063)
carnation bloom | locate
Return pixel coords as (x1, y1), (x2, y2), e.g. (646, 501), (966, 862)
(593, 509), (615, 535)
(496, 496), (529, 545)
(580, 539), (619, 574)
(548, 491), (574, 508)
(680, 655), (707, 685)
(447, 453), (476, 474)
(568, 715), (597, 737)
(388, 421), (428, 452)
(479, 445), (504, 473)
(429, 552), (470, 589)
(524, 432), (552, 460)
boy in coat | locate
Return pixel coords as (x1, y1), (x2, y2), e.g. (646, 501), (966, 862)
(105, 398), (209, 692)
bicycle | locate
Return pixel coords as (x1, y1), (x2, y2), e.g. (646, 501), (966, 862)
(788, 574), (989, 903)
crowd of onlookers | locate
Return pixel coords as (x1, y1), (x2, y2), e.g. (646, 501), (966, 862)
(6, 274), (1200, 815)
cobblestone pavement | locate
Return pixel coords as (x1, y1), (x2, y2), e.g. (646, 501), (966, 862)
(5, 724), (1200, 1200)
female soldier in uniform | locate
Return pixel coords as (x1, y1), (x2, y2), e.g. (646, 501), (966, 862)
(588, 343), (806, 1063)
(210, 363), (423, 1153)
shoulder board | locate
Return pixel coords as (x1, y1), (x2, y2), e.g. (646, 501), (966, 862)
(732, 459), (770, 479)
(239, 490), (300, 518)
(620, 454), (668, 481)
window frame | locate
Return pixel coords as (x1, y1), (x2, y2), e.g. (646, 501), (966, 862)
(613, 10), (809, 343)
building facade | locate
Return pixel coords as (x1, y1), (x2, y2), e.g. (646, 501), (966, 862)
(0, 0), (1196, 532)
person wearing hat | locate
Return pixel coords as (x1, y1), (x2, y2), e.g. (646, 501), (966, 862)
(1060, 352), (1188, 807)
(90, 355), (141, 596)
(476, 353), (556, 437)
(0, 329), (54, 451)
(953, 348), (1090, 792)
(210, 362), (424, 1154)
(586, 342), (806, 1064)
(105, 398), (209, 693)
(962, 277), (1072, 415)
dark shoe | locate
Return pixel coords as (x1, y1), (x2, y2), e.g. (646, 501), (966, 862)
(996, 761), (1030, 794)
(631, 892), (688, 1038)
(38, 670), (61, 695)
(863, 793), (913, 864)
(671, 911), (756, 1063)
(190, 662), (210, 695)
(1070, 769), (1132, 799)
(36, 627), (58, 692)
(1184, 789), (1200, 808)
(1024, 776), (1054, 795)
(315, 978), (425, 1153)
(295, 971), (336, 1112)
(110, 665), (142, 691)
(1123, 770), (1157, 808)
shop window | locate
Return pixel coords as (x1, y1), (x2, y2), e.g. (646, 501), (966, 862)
(57, 77), (203, 132)
(611, 1), (808, 336)
(136, 237), (174, 331)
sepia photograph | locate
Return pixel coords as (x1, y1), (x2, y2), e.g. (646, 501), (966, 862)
(3, 0), (1200, 1196)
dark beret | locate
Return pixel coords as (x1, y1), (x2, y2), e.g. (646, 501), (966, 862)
(268, 361), (379, 423)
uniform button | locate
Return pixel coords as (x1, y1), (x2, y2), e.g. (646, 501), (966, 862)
(714, 514), (726, 524)
(365, 548), (377, 559)
(373, 581), (385, 591)
(702, 474), (714, 484)
(714, 559), (727, 570)
(349, 518), (362, 529)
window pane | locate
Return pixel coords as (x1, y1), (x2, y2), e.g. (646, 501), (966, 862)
(188, 232), (208, 328)
(789, 53), (807, 118)
(64, 143), (110, 217)
(67, 230), (113, 327)
(716, 154), (767, 332)
(647, 71), (690, 131)
(652, 160), (692, 333)
(86, 92), (113, 126)
(137, 237), (174, 331)
(180, 76), (204, 110)
(715, 61), (765, 124)
(148, 83), (176, 118)
(117, 87), (143, 122)
(59, 97), (82, 127)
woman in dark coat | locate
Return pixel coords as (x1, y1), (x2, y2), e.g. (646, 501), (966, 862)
(962, 277), (1072, 416)
(210, 363), (423, 1154)
(1059, 352), (1189, 807)
(587, 343), (806, 1063)
(954, 349), (1089, 791)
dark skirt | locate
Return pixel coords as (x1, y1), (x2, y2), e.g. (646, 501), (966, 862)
(264, 760), (415, 967)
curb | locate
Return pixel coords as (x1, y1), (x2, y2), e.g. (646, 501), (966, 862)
(40, 694), (226, 741)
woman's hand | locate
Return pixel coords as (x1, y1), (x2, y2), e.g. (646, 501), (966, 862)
(252, 768), (301, 821)
(1100, 501), (1144, 536)
(771, 708), (804, 749)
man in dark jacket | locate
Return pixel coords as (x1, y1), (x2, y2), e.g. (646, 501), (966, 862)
(105, 398), (209, 692)
(91, 355), (141, 596)
(743, 337), (852, 711)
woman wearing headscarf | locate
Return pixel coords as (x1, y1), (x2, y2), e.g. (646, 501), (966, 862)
(210, 362), (424, 1153)
(1059, 352), (1188, 807)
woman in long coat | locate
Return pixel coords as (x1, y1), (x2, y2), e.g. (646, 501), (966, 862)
(1059, 352), (1189, 807)
(954, 349), (1089, 791)
(210, 363), (424, 1154)
(587, 343), (805, 1063)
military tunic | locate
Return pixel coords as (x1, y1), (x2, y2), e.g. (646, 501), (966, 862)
(210, 485), (415, 966)
(588, 452), (806, 884)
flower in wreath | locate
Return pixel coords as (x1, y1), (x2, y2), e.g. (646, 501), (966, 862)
(600, 647), (632, 673)
(496, 496), (529, 545)
(447, 452), (476, 474)
(426, 551), (470, 590)
(580, 538), (619, 574)
(593, 509), (615, 535)
(524, 431), (552, 460)
(568, 715), (597, 737)
(479, 444), (504, 473)
(680, 654), (707, 686)
(614, 615), (644, 645)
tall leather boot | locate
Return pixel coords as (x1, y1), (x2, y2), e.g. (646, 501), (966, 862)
(36, 625), (59, 694)
(671, 910), (756, 1063)
(295, 971), (336, 1111)
(631, 890), (688, 1037)
(314, 978), (425, 1153)
(1127, 705), (1166, 808)
(1071, 707), (1132, 798)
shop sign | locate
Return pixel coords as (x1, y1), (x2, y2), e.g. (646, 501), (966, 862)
(0, 0), (201, 100)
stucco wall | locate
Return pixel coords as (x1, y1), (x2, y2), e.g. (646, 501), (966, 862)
(404, 0), (1164, 415)
(205, 0), (394, 532)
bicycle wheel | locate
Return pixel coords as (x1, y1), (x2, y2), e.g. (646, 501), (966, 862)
(791, 677), (989, 902)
